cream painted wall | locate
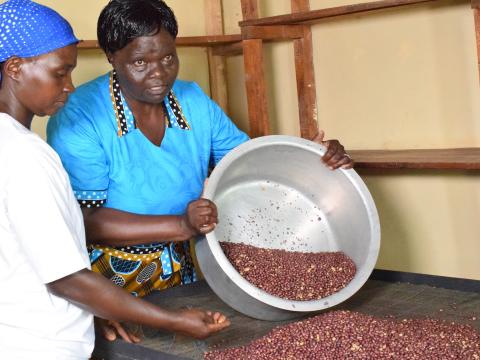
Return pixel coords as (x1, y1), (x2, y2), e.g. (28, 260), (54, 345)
(223, 0), (480, 280)
(9, 1), (479, 280)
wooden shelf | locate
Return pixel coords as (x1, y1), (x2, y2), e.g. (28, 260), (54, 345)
(176, 35), (242, 47)
(240, 0), (439, 27)
(349, 148), (480, 170)
(78, 35), (242, 50)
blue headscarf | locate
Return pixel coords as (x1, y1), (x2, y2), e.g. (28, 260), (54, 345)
(0, 0), (78, 63)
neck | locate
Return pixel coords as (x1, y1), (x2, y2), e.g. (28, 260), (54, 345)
(123, 93), (165, 124)
(0, 89), (34, 129)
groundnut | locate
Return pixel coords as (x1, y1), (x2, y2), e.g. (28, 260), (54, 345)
(204, 310), (480, 360)
(220, 242), (356, 300)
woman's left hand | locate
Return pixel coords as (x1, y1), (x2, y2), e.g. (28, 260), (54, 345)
(95, 317), (142, 343)
(312, 130), (354, 170)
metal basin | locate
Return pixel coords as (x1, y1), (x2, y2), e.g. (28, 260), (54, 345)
(196, 135), (380, 320)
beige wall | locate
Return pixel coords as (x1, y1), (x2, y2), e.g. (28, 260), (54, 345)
(223, 0), (480, 281)
(25, 1), (480, 280)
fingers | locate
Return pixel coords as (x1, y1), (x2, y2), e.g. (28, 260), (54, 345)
(320, 140), (354, 170)
(187, 199), (218, 232)
(312, 131), (354, 170)
(196, 204), (218, 230)
(340, 154), (354, 169)
(213, 312), (227, 324)
(95, 317), (117, 341)
(195, 204), (217, 217)
(110, 321), (141, 344)
(205, 311), (230, 333)
(199, 223), (216, 234)
(311, 129), (325, 143)
(95, 319), (141, 343)
(102, 323), (117, 341)
(206, 311), (228, 324)
(178, 309), (230, 339)
(321, 139), (341, 166)
(207, 319), (231, 333)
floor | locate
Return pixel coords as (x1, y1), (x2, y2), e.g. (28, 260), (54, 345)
(92, 279), (480, 360)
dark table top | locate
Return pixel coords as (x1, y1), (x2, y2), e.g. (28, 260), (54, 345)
(92, 279), (480, 360)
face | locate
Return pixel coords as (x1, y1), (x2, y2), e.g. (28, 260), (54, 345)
(16, 44), (77, 116)
(108, 29), (179, 104)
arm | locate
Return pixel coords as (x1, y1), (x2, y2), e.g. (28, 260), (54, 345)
(47, 268), (229, 339)
(48, 87), (218, 247)
(82, 198), (217, 246)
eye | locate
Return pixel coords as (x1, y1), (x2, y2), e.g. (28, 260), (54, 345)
(134, 59), (146, 66)
(163, 54), (174, 63)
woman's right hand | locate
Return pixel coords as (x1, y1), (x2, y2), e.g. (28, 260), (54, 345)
(172, 308), (230, 339)
(182, 198), (218, 235)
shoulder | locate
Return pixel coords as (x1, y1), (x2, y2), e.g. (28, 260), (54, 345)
(68, 73), (111, 104)
(47, 73), (111, 142)
(0, 114), (47, 160)
(49, 72), (110, 125)
(4, 127), (65, 180)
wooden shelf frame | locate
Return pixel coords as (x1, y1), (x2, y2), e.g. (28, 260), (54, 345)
(239, 0), (480, 170)
(350, 148), (480, 170)
(240, 0), (439, 27)
(77, 34), (242, 50)
(78, 0), (480, 170)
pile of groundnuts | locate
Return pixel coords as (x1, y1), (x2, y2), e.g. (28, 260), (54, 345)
(220, 242), (356, 300)
(214, 243), (479, 359)
(205, 310), (480, 359)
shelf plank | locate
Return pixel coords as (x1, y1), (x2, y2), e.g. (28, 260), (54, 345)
(240, 0), (439, 27)
(176, 34), (242, 47)
(349, 148), (480, 170)
(77, 35), (242, 50)
(242, 24), (304, 40)
(205, 0), (229, 114)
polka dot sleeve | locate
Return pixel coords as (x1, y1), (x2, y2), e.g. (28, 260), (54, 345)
(47, 94), (110, 208)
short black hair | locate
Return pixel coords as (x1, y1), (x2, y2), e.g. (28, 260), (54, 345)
(97, 0), (178, 54)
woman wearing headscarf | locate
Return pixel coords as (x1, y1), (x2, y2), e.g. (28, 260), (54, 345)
(0, 1), (229, 358)
(47, 0), (354, 308)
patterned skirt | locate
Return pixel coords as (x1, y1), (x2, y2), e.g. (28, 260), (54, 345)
(89, 240), (199, 297)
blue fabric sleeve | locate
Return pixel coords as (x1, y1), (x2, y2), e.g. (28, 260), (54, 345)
(192, 83), (249, 165)
(46, 98), (109, 203)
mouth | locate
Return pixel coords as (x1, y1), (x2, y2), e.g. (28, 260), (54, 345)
(148, 85), (169, 95)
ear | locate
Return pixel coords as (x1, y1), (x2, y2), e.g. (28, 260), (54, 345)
(3, 57), (24, 81)
(106, 52), (114, 65)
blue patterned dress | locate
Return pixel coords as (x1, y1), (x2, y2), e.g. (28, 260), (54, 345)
(47, 71), (249, 296)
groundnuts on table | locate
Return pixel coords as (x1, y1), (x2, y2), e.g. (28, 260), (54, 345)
(205, 310), (480, 360)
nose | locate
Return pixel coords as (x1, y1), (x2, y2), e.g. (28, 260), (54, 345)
(64, 74), (75, 93)
(150, 61), (167, 80)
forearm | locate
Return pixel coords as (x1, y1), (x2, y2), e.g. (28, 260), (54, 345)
(47, 269), (183, 331)
(82, 207), (194, 246)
